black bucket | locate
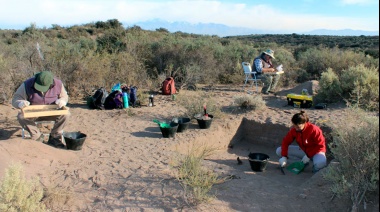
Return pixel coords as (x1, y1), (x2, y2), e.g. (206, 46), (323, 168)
(196, 115), (213, 129)
(160, 122), (179, 138)
(63, 132), (87, 151)
(248, 153), (270, 172)
(176, 117), (191, 132)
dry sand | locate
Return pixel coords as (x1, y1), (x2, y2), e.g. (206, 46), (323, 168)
(0, 81), (377, 211)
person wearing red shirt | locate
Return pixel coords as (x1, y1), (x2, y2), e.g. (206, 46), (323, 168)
(276, 111), (327, 173)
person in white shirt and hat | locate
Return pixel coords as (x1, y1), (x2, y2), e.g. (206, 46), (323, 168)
(251, 49), (282, 94)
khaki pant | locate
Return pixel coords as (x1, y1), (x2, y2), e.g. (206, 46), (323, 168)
(17, 112), (70, 140)
(259, 74), (281, 93)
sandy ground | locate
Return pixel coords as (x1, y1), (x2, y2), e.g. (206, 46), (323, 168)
(0, 81), (378, 211)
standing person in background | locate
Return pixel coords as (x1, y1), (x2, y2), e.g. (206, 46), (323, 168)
(12, 71), (70, 149)
(276, 111), (327, 173)
(252, 49), (281, 94)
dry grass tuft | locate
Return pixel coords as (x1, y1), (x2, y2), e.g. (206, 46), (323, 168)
(172, 143), (223, 205)
(233, 94), (266, 111)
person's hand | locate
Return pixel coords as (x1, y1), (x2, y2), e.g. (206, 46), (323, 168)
(302, 155), (310, 164)
(55, 99), (67, 108)
(18, 101), (30, 109)
(279, 157), (287, 167)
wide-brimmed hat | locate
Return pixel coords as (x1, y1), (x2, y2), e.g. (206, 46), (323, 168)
(34, 71), (54, 92)
(262, 49), (275, 59)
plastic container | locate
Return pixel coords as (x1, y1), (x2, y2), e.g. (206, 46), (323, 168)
(149, 95), (154, 107)
(196, 114), (213, 129)
(159, 122), (179, 138)
(63, 132), (87, 150)
(122, 92), (129, 108)
(287, 161), (306, 174)
(174, 117), (191, 132)
(248, 153), (270, 172)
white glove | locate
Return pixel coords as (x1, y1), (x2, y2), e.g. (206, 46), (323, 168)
(55, 99), (67, 108)
(279, 157), (287, 167)
(18, 101), (30, 109)
(302, 155), (310, 164)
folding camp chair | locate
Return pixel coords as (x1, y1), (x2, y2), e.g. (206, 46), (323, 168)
(242, 62), (260, 93)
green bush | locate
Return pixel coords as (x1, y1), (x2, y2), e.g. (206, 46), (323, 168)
(323, 108), (379, 211)
(0, 163), (46, 212)
(340, 64), (379, 111)
(316, 65), (379, 111)
(316, 68), (342, 102)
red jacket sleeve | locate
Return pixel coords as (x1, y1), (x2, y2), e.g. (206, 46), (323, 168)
(281, 128), (296, 157)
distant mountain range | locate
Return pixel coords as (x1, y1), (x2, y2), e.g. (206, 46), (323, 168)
(124, 19), (379, 37)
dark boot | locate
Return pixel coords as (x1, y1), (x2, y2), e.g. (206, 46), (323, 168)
(47, 135), (65, 149)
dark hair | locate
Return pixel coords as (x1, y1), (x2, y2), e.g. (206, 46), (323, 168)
(291, 110), (309, 125)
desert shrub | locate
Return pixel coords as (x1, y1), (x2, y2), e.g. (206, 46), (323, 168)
(315, 68), (342, 103)
(297, 47), (331, 78)
(323, 108), (379, 212)
(233, 94), (266, 111)
(297, 47), (374, 79)
(340, 64), (379, 111)
(96, 29), (127, 54)
(280, 68), (309, 87)
(173, 143), (221, 204)
(176, 90), (223, 118)
(0, 163), (46, 212)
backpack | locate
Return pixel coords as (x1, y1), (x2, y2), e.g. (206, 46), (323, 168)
(129, 86), (138, 107)
(162, 77), (176, 95)
(88, 87), (108, 110)
(104, 90), (123, 110)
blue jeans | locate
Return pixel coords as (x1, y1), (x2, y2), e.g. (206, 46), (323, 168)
(276, 145), (327, 173)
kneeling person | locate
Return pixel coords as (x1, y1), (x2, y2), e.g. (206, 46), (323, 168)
(12, 71), (70, 148)
(276, 111), (327, 173)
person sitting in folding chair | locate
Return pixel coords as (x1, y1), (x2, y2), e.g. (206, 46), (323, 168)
(12, 70), (70, 149)
(252, 49), (282, 94)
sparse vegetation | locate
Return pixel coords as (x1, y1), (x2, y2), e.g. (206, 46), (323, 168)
(176, 90), (223, 118)
(42, 186), (73, 211)
(316, 65), (379, 110)
(233, 94), (266, 110)
(323, 108), (379, 212)
(0, 163), (46, 212)
(173, 143), (222, 205)
(0, 21), (378, 108)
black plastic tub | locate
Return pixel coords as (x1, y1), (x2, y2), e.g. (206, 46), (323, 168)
(160, 122), (179, 138)
(248, 153), (270, 172)
(63, 132), (87, 151)
(176, 117), (191, 132)
(196, 115), (213, 129)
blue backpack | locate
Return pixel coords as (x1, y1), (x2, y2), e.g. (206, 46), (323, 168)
(104, 90), (123, 110)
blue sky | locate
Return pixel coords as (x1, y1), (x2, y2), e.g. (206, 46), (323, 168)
(0, 0), (378, 33)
